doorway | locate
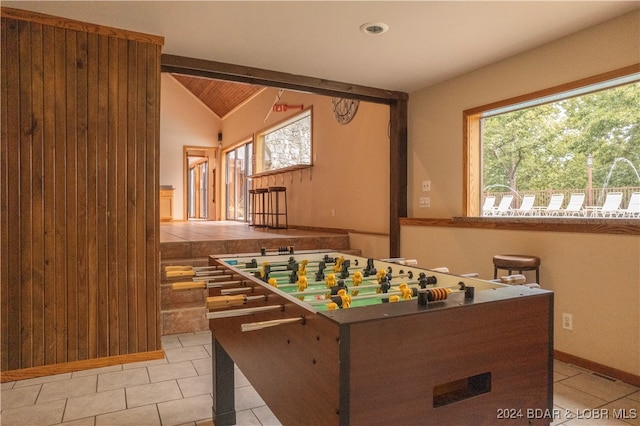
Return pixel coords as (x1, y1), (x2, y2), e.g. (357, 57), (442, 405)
(184, 147), (217, 220)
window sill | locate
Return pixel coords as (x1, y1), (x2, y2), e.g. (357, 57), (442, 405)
(249, 164), (312, 179)
(399, 217), (640, 235)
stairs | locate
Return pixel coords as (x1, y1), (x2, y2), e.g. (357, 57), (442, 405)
(160, 233), (356, 335)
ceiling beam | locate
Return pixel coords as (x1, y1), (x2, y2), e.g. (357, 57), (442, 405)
(161, 54), (408, 104)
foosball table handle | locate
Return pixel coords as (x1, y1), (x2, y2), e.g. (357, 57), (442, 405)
(172, 281), (206, 290)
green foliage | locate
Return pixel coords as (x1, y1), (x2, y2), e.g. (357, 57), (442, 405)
(482, 82), (640, 192)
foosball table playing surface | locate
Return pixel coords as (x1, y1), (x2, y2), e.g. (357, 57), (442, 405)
(168, 249), (553, 425)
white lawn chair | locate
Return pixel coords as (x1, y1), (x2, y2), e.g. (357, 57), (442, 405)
(511, 194), (535, 216)
(482, 196), (496, 216)
(594, 192), (623, 217)
(494, 194), (514, 216)
(563, 193), (586, 216)
(543, 193), (565, 216)
(619, 192), (640, 218)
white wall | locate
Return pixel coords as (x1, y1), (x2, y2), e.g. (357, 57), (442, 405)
(404, 10), (640, 376)
(160, 74), (222, 220)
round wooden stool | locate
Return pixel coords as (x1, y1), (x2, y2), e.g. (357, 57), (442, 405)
(493, 254), (540, 284)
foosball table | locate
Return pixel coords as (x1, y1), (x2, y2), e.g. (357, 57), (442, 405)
(167, 249), (553, 425)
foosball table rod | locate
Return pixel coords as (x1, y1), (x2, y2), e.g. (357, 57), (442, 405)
(171, 280), (246, 291)
(206, 304), (283, 319)
(241, 316), (305, 332)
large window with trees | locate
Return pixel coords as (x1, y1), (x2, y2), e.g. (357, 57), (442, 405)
(465, 67), (640, 218)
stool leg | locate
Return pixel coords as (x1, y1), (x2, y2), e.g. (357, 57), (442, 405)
(284, 191), (288, 229)
(494, 267), (498, 279)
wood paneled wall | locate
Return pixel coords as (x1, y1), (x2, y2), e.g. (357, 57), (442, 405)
(1, 9), (163, 373)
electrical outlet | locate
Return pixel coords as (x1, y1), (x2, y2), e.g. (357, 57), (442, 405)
(331, 208), (336, 217)
(419, 197), (430, 208)
(422, 180), (431, 192)
(562, 313), (573, 330)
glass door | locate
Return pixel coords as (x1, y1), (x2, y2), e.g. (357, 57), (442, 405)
(225, 142), (253, 221)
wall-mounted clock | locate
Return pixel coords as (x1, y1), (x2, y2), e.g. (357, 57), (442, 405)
(331, 97), (360, 124)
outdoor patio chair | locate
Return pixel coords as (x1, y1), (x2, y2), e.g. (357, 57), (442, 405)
(482, 196), (496, 216)
(618, 192), (640, 218)
(542, 193), (565, 216)
(494, 194), (514, 216)
(562, 193), (586, 216)
(510, 194), (536, 216)
(594, 192), (623, 217)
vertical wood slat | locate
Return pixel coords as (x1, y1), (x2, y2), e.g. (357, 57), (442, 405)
(18, 19), (34, 369)
(30, 21), (45, 368)
(42, 24), (57, 366)
(1, 11), (162, 373)
(53, 24), (68, 364)
(65, 25), (78, 363)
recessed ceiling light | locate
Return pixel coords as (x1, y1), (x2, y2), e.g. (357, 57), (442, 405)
(360, 22), (389, 35)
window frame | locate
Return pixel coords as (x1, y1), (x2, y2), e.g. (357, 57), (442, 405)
(254, 106), (313, 175)
(463, 64), (640, 218)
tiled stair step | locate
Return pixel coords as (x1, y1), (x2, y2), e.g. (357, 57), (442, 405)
(160, 234), (352, 260)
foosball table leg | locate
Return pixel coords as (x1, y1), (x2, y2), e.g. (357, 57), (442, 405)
(212, 337), (236, 426)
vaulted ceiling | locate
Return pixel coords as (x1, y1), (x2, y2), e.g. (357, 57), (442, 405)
(170, 74), (264, 118)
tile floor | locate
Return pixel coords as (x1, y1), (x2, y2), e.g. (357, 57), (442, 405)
(2, 330), (639, 425)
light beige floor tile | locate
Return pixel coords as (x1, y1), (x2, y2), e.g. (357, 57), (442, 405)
(252, 405), (282, 426)
(235, 385), (266, 412)
(234, 366), (251, 388)
(63, 388), (126, 422)
(178, 332), (211, 347)
(554, 360), (590, 378)
(1, 381), (15, 390)
(203, 343), (212, 357)
(564, 416), (630, 425)
(126, 380), (183, 408)
(0, 398), (66, 425)
(98, 366), (150, 392)
(1, 383), (42, 410)
(38, 374), (97, 403)
(234, 409), (262, 425)
(122, 357), (168, 370)
(53, 416), (96, 426)
(72, 364), (123, 377)
(96, 403), (161, 425)
(555, 371), (569, 382)
(602, 397), (640, 426)
(148, 360), (198, 383)
(192, 357), (212, 376)
(554, 382), (609, 413)
(164, 346), (211, 363)
(628, 391), (640, 403)
(157, 394), (213, 425)
(161, 335), (184, 350)
(561, 373), (638, 401)
(12, 372), (72, 388)
(178, 373), (212, 398)
(551, 405), (573, 425)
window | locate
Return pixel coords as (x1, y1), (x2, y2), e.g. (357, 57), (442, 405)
(464, 66), (640, 218)
(256, 108), (312, 173)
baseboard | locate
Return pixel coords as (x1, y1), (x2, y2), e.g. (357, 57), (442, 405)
(0, 350), (165, 383)
(554, 350), (640, 387)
